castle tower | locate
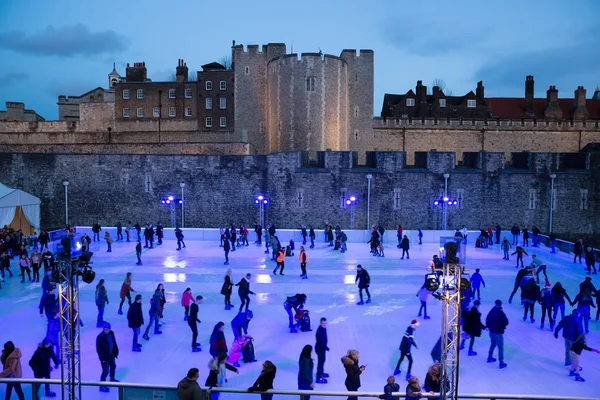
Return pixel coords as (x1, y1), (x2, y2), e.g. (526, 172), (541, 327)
(108, 63), (121, 88)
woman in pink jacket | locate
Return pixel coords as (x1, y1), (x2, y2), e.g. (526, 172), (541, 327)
(181, 288), (194, 321)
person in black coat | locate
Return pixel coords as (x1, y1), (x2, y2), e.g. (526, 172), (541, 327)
(461, 300), (486, 355)
(248, 360), (277, 400)
(188, 296), (203, 352)
(223, 237), (231, 265)
(127, 294), (144, 352)
(29, 338), (58, 398)
(394, 321), (419, 378)
(315, 317), (330, 383)
(400, 235), (410, 259)
(96, 322), (119, 392)
(355, 265), (371, 305)
(284, 294), (307, 333)
(485, 300), (509, 369)
(39, 286), (58, 320)
(221, 269), (234, 310)
(341, 350), (364, 400)
(236, 273), (255, 312)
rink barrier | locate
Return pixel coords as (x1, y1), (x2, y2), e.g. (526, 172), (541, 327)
(0, 378), (598, 400)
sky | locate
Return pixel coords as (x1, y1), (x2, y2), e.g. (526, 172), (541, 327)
(0, 0), (599, 120)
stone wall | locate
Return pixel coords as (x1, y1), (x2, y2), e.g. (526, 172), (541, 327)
(0, 151), (597, 243)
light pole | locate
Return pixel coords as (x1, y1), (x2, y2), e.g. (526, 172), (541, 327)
(62, 181), (69, 225)
(549, 173), (556, 233)
(346, 196), (358, 229)
(161, 196), (183, 227)
(366, 174), (372, 229)
(180, 182), (185, 228)
(442, 173), (449, 230)
(255, 195), (269, 228)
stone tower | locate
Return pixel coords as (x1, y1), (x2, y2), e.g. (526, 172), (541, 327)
(108, 63), (121, 88)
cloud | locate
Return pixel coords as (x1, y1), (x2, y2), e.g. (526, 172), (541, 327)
(0, 24), (129, 57)
(0, 72), (29, 86)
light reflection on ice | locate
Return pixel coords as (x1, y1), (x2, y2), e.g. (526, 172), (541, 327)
(256, 293), (270, 305)
(163, 273), (186, 282)
(255, 274), (272, 284)
(344, 275), (355, 284)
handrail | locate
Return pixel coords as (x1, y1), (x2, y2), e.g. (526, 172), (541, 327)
(0, 378), (597, 400)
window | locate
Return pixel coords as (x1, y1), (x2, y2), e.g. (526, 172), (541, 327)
(259, 122), (265, 134)
(144, 173), (152, 193)
(354, 106), (359, 118)
(220, 81), (226, 90)
(354, 129), (359, 141)
(137, 107), (144, 118)
(406, 98), (415, 107)
(122, 89), (130, 99)
(306, 77), (316, 92)
(206, 98), (212, 109)
(137, 89), (144, 99)
(580, 189), (588, 210)
(153, 107), (160, 118)
(467, 99), (476, 108)
(205, 117), (212, 128)
(169, 88), (176, 99)
(528, 189), (538, 210)
(185, 88), (192, 98)
(456, 189), (464, 209)
(296, 189), (305, 209)
(169, 107), (176, 117)
(339, 189), (347, 209)
(220, 98), (226, 109)
(393, 189), (401, 210)
(439, 99), (446, 108)
(185, 107), (192, 117)
(206, 81), (213, 90)
(245, 66), (250, 75)
(220, 117), (226, 127)
(123, 108), (130, 118)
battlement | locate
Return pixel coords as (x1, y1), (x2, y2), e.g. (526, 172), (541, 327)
(340, 49), (374, 58)
(269, 53), (347, 64)
(233, 43), (287, 55)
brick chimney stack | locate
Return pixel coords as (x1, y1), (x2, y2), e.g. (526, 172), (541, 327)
(176, 59), (188, 83)
(573, 86), (589, 120)
(525, 75), (534, 115)
(476, 81), (484, 101)
(415, 80), (427, 116)
(544, 85), (562, 119)
(125, 61), (147, 82)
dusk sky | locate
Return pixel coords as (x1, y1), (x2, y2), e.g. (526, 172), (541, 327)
(0, 0), (599, 120)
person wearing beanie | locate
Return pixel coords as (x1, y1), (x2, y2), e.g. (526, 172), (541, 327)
(485, 300), (509, 369)
(539, 282), (554, 330)
(394, 320), (419, 379)
(29, 338), (59, 398)
(96, 322), (119, 392)
(461, 300), (486, 356)
(127, 294), (144, 352)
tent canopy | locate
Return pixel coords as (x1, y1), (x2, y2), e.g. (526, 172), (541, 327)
(0, 183), (41, 232)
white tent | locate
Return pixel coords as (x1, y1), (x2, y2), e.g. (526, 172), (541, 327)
(0, 183), (41, 232)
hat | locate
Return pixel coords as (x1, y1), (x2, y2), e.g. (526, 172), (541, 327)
(473, 300), (481, 306)
(245, 310), (254, 319)
(494, 300), (502, 306)
(545, 282), (551, 288)
(135, 294), (142, 301)
(410, 319), (419, 327)
(102, 322), (111, 329)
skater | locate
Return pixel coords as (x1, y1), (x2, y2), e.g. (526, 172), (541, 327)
(301, 225), (308, 245)
(522, 227), (529, 247)
(378, 240), (385, 257)
(416, 286), (431, 319)
(461, 300), (486, 355)
(495, 223), (502, 244)
(206, 353), (239, 398)
(355, 265), (371, 305)
(116, 221), (123, 241)
(397, 225), (403, 248)
(315, 317), (330, 384)
(236, 273), (255, 312)
(29, 338), (58, 398)
(417, 228), (423, 245)
(501, 237), (511, 260)
(31, 250), (42, 282)
(95, 279), (109, 328)
(247, 361), (277, 400)
(96, 322), (119, 392)
(255, 223), (263, 244)
(92, 222), (101, 242)
(551, 282), (573, 324)
(309, 226), (316, 249)
(221, 269), (234, 310)
(273, 247), (285, 275)
(382, 376), (400, 400)
(485, 300), (509, 369)
(127, 294), (144, 352)
(156, 283), (166, 318)
(299, 246), (308, 279)
(554, 309), (583, 366)
(142, 289), (163, 340)
(188, 295), (203, 352)
(228, 335), (252, 367)
(573, 239), (583, 264)
(469, 269), (486, 300)
(430, 331), (453, 363)
(17, 253), (32, 282)
(135, 239), (142, 265)
(508, 266), (533, 304)
(572, 290), (595, 334)
(177, 368), (202, 400)
(522, 278), (540, 323)
(298, 345), (315, 400)
(176, 227), (186, 250)
(341, 350), (364, 400)
(223, 235), (231, 265)
(104, 231), (113, 252)
(584, 247), (597, 275)
(230, 226), (237, 252)
(539, 282), (554, 330)
(125, 222), (132, 242)
(530, 254), (548, 283)
(155, 222), (163, 245)
(510, 224), (520, 245)
(0, 341), (25, 400)
(568, 334), (600, 382)
(400, 235), (410, 260)
(46, 311), (60, 359)
(181, 288), (194, 320)
(209, 322), (228, 358)
(394, 320), (419, 379)
(118, 272), (135, 315)
(511, 246), (528, 268)
(549, 232), (557, 253)
(134, 222), (141, 241)
(284, 293), (307, 333)
(231, 309), (253, 339)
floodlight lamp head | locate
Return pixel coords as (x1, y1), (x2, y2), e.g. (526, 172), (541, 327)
(350, 196), (356, 202)
(434, 201), (439, 206)
(168, 196), (174, 201)
(263, 200), (268, 204)
(257, 195), (264, 200)
(346, 200), (351, 205)
(255, 200), (259, 204)
(443, 197), (449, 202)
(178, 200), (182, 204)
(166, 200), (171, 204)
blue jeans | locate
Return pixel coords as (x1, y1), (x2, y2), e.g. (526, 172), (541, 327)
(418, 301), (427, 317)
(472, 286), (481, 299)
(132, 327), (140, 348)
(144, 313), (160, 334)
(97, 305), (105, 322)
(284, 303), (295, 328)
(503, 249), (509, 259)
(578, 305), (590, 332)
(553, 303), (565, 322)
(488, 332), (504, 361)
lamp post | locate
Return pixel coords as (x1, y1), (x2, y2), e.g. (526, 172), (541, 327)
(161, 196), (183, 227)
(442, 173), (449, 230)
(346, 196), (358, 229)
(180, 182), (185, 228)
(255, 195), (269, 228)
(366, 174), (372, 229)
(62, 181), (69, 225)
(549, 173), (556, 233)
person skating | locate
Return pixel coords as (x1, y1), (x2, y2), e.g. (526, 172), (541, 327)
(181, 288), (194, 320)
(309, 226), (316, 249)
(301, 225), (308, 245)
(273, 247), (285, 275)
(39, 285), (58, 320)
(125, 222), (132, 242)
(231, 310), (253, 339)
(417, 228), (423, 245)
(430, 332), (454, 363)
(355, 265), (371, 305)
(529, 254), (548, 284)
(554, 309), (583, 366)
(96, 322), (119, 392)
(155, 222), (163, 245)
(30, 250), (42, 282)
(315, 317), (330, 384)
(381, 376), (400, 400)
(508, 266), (533, 304)
(0, 341), (25, 400)
(485, 300), (509, 369)
(572, 289), (595, 334)
(284, 293), (307, 333)
(223, 236), (231, 265)
(209, 322), (228, 358)
(155, 283), (166, 318)
(116, 221), (123, 241)
(92, 222), (102, 242)
(415, 287), (431, 319)
(248, 361), (277, 400)
(134, 222), (141, 241)
(551, 282), (573, 326)
(470, 269), (486, 300)
(236, 273), (255, 312)
(177, 368), (203, 400)
(584, 247), (597, 275)
(394, 320), (419, 378)
(228, 335), (252, 367)
(104, 231), (114, 252)
(221, 269), (234, 310)
(176, 227), (186, 250)
(511, 246), (528, 268)
(539, 282), (554, 330)
(118, 272), (135, 315)
(522, 227), (529, 247)
(142, 289), (163, 340)
(17, 253), (32, 282)
(28, 338), (58, 398)
(95, 279), (109, 328)
(400, 235), (410, 260)
(460, 299), (485, 355)
(206, 353), (239, 398)
(255, 223), (263, 244)
(573, 239), (583, 264)
(188, 295), (203, 352)
(127, 294), (144, 352)
(522, 278), (540, 323)
(135, 239), (142, 265)
(341, 350), (364, 400)
(299, 246), (309, 279)
(297, 345), (315, 400)
(46, 311), (60, 359)
(568, 334), (600, 382)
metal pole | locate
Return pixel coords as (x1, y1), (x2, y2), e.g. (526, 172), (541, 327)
(63, 181), (69, 225)
(170, 203), (176, 228)
(442, 173), (449, 231)
(366, 174), (372, 229)
(549, 174), (556, 233)
(180, 182), (185, 228)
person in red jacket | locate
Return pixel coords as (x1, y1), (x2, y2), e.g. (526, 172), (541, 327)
(181, 288), (194, 321)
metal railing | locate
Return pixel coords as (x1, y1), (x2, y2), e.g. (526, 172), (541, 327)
(0, 378), (597, 400)
(536, 235), (600, 260)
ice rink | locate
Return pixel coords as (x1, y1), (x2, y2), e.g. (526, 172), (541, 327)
(1, 233), (599, 399)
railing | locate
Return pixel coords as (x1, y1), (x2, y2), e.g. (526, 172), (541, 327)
(537, 234), (600, 260)
(0, 379), (598, 400)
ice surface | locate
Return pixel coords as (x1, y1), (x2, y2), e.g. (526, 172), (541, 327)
(0, 236), (599, 399)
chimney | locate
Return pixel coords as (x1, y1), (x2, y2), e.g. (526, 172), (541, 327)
(573, 86), (589, 120)
(125, 61), (148, 82)
(525, 75), (534, 115)
(544, 86), (562, 119)
(176, 59), (189, 83)
(476, 81), (484, 101)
